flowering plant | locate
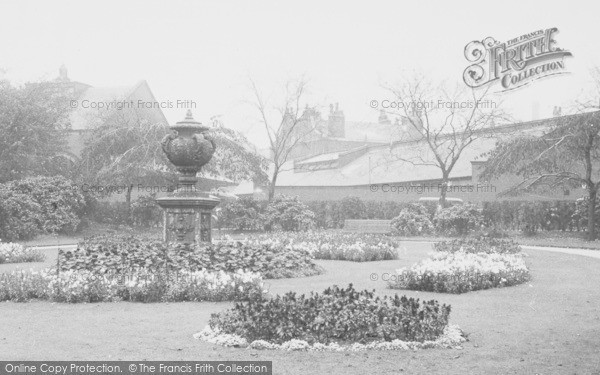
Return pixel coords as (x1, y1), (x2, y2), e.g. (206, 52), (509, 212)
(194, 324), (465, 351)
(225, 230), (399, 262)
(389, 251), (530, 293)
(208, 284), (451, 344)
(0, 242), (45, 264)
(0, 268), (264, 303)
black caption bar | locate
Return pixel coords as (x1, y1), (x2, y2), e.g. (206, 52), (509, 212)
(0, 362), (272, 375)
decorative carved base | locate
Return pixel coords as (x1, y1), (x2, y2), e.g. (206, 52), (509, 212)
(157, 196), (219, 244)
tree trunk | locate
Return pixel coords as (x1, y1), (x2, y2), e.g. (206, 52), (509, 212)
(125, 184), (133, 226)
(439, 173), (449, 210)
(268, 169), (278, 201)
(587, 188), (597, 241)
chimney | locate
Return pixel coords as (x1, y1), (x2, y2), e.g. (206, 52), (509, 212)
(327, 103), (345, 138)
(58, 64), (69, 82)
(553, 106), (562, 117)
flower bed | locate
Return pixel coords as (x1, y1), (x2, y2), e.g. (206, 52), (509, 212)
(226, 231), (399, 262)
(0, 243), (45, 264)
(205, 284), (455, 348)
(388, 251), (530, 293)
(59, 235), (323, 279)
(0, 268), (263, 303)
(194, 324), (465, 351)
(433, 236), (521, 254)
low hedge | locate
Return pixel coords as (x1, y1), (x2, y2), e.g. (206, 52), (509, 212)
(209, 284), (451, 344)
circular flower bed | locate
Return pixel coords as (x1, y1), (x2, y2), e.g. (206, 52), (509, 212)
(389, 237), (530, 293)
(197, 284), (464, 351)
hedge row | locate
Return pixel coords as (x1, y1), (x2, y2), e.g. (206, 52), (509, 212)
(216, 196), (588, 234)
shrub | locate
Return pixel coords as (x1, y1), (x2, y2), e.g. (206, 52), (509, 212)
(434, 203), (483, 236)
(0, 176), (90, 240)
(235, 230), (399, 262)
(264, 195), (316, 231)
(0, 268), (263, 303)
(209, 284), (451, 344)
(218, 197), (266, 231)
(572, 197), (600, 233)
(391, 204), (433, 236)
(339, 196), (367, 221)
(433, 237), (521, 254)
(389, 251), (530, 293)
(91, 195), (162, 228)
(0, 186), (42, 241)
(6, 176), (87, 234)
(58, 235), (322, 279)
(0, 243), (45, 264)
(130, 195), (162, 227)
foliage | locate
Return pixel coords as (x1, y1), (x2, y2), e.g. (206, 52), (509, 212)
(202, 122), (269, 185)
(264, 195), (316, 231)
(434, 203), (483, 236)
(209, 284), (451, 344)
(5, 176), (87, 233)
(389, 252), (530, 293)
(0, 243), (45, 264)
(573, 197), (600, 233)
(90, 195), (162, 227)
(79, 110), (267, 223)
(0, 268), (263, 303)
(0, 80), (73, 183)
(391, 204), (434, 236)
(130, 195), (162, 227)
(216, 197), (586, 235)
(58, 235), (322, 279)
(0, 185), (42, 241)
(339, 196), (368, 221)
(0, 176), (88, 240)
(232, 230), (399, 262)
(481, 111), (600, 239)
(218, 197), (266, 231)
(433, 237), (521, 254)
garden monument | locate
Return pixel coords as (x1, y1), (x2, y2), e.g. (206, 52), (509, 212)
(156, 110), (220, 244)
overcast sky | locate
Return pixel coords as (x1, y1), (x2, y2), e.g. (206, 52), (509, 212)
(1, 0), (599, 147)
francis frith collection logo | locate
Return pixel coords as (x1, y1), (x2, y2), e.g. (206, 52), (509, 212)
(463, 27), (572, 91)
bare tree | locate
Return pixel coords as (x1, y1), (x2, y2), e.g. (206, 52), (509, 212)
(249, 77), (315, 201)
(384, 75), (507, 208)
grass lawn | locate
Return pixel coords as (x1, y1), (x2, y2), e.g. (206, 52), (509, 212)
(1, 242), (600, 374)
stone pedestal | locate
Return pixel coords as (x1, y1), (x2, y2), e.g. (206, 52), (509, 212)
(157, 194), (219, 243)
(157, 110), (220, 244)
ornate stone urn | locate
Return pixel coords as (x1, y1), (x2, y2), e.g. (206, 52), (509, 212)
(156, 110), (220, 244)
